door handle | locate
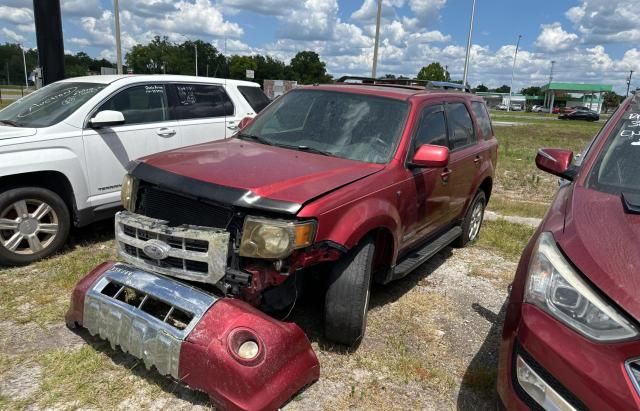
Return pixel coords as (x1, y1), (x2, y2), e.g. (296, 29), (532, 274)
(227, 122), (239, 131)
(157, 128), (176, 137)
(440, 168), (452, 184)
(473, 155), (481, 165)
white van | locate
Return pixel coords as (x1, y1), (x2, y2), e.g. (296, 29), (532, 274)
(0, 74), (269, 264)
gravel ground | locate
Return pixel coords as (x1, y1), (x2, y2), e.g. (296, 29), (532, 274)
(0, 234), (515, 410)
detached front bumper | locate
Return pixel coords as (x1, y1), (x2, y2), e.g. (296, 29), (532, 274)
(66, 262), (319, 411)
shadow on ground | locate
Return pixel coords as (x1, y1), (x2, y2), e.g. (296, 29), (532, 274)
(456, 300), (508, 410)
(70, 327), (211, 407)
(289, 247), (453, 353)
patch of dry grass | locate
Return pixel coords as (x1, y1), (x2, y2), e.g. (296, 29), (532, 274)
(487, 195), (549, 219)
(477, 219), (535, 261)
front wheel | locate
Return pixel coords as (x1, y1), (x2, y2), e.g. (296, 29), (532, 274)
(454, 191), (486, 248)
(324, 236), (375, 347)
(0, 187), (71, 265)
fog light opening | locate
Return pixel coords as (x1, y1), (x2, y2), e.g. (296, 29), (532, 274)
(516, 355), (576, 411)
(228, 328), (265, 365)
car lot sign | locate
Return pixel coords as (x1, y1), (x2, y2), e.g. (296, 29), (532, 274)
(246, 69), (254, 79)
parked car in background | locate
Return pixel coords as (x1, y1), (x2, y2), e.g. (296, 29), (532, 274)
(510, 103), (523, 111)
(497, 94), (640, 410)
(0, 75), (267, 265)
(496, 104), (508, 110)
(559, 108), (600, 121)
(531, 105), (545, 112)
(552, 106), (561, 114)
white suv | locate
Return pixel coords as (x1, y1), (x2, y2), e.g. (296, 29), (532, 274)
(0, 74), (269, 265)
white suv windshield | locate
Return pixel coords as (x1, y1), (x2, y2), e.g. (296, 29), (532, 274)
(588, 106), (640, 194)
(0, 82), (106, 128)
(240, 89), (409, 164)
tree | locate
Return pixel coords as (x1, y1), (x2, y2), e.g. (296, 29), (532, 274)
(520, 86), (541, 96)
(603, 91), (622, 113)
(494, 85), (511, 93)
(288, 51), (332, 84)
(416, 62), (450, 82)
(228, 55), (256, 79)
(252, 55), (286, 85)
(475, 84), (489, 92)
(382, 74), (396, 79)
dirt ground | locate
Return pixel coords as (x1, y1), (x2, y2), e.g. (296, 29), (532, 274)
(0, 220), (516, 411)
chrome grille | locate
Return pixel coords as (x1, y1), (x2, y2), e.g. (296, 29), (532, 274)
(115, 211), (230, 285)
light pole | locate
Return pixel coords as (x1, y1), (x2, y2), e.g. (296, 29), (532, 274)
(462, 0), (477, 88)
(627, 70), (634, 97)
(20, 43), (28, 87)
(114, 0), (123, 74)
(371, 0), (382, 79)
(547, 60), (555, 113)
(507, 34), (522, 112)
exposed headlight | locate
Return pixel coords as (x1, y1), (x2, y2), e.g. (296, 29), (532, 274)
(120, 174), (138, 211)
(524, 232), (638, 342)
(239, 217), (316, 259)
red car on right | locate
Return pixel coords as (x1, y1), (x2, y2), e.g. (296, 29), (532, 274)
(497, 93), (640, 410)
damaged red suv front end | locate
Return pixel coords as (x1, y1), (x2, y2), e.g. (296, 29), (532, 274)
(66, 262), (319, 411)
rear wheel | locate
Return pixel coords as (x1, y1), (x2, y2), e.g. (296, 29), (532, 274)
(0, 187), (71, 266)
(454, 191), (486, 248)
(324, 236), (375, 347)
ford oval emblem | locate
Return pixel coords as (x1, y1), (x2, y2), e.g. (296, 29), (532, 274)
(142, 239), (171, 260)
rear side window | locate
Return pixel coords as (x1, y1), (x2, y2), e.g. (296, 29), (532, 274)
(446, 103), (475, 150)
(237, 86), (270, 113)
(98, 84), (169, 125)
(171, 84), (234, 120)
(414, 105), (448, 149)
(471, 101), (493, 138)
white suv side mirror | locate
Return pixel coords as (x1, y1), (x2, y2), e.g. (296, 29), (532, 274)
(90, 110), (125, 128)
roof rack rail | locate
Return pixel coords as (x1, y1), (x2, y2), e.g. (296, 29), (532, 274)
(336, 76), (471, 92)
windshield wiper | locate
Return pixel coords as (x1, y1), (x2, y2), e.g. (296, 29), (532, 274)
(0, 120), (18, 127)
(237, 133), (273, 146)
(281, 144), (333, 157)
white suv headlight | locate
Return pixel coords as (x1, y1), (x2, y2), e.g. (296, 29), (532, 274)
(524, 232), (638, 342)
(239, 217), (316, 259)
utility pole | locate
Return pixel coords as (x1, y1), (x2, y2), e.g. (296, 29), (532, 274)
(462, 0), (477, 88)
(547, 60), (555, 113)
(195, 42), (198, 76)
(21, 44), (28, 87)
(507, 34), (522, 112)
(627, 70), (634, 97)
(371, 0), (382, 79)
(114, 0), (123, 74)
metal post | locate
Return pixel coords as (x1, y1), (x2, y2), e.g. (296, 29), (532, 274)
(627, 70), (634, 97)
(114, 0), (123, 74)
(195, 42), (198, 76)
(371, 0), (382, 79)
(21, 45), (28, 88)
(507, 34), (522, 112)
(462, 0), (477, 88)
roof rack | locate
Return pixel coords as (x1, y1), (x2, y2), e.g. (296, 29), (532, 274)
(335, 76), (471, 93)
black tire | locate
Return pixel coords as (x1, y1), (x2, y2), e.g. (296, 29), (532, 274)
(453, 191), (486, 248)
(324, 236), (375, 347)
(0, 187), (71, 266)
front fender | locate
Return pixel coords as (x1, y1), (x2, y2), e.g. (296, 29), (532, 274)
(319, 197), (401, 258)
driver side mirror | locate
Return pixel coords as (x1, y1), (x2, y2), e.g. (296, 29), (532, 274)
(90, 110), (125, 128)
(410, 144), (450, 168)
(535, 148), (574, 180)
(238, 116), (254, 130)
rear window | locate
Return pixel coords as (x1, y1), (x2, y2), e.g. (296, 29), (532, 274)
(471, 101), (493, 138)
(171, 84), (234, 120)
(238, 86), (270, 113)
(587, 106), (640, 194)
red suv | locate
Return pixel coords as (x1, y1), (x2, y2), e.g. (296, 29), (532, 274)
(497, 93), (640, 409)
(66, 81), (497, 408)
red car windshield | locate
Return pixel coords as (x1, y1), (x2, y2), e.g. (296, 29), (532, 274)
(588, 105), (640, 194)
(240, 89), (409, 164)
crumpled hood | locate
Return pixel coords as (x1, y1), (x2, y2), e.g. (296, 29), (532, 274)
(140, 138), (384, 208)
(558, 185), (640, 320)
(0, 125), (37, 139)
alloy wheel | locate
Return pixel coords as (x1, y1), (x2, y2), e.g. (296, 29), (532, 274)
(0, 199), (60, 255)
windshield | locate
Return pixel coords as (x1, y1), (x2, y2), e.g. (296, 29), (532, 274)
(241, 89), (409, 164)
(0, 82), (106, 127)
(588, 105), (640, 194)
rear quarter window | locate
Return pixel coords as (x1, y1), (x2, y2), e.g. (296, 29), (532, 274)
(238, 86), (270, 113)
(471, 101), (493, 139)
(171, 84), (234, 120)
(446, 102), (475, 150)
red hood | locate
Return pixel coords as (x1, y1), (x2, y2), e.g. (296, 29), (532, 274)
(140, 138), (384, 207)
(558, 185), (640, 320)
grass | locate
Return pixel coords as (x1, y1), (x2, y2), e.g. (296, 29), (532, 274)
(0, 240), (115, 325)
(0, 101), (10, 109)
(487, 195), (549, 219)
(477, 219), (536, 261)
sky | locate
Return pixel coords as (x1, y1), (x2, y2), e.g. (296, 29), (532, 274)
(1, 0), (639, 93)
